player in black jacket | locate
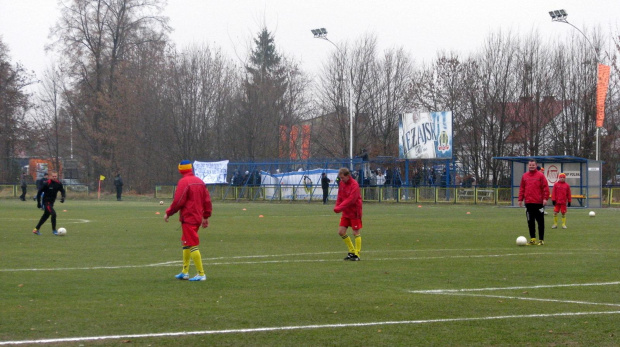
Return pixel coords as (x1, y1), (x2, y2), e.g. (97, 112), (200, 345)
(33, 171), (66, 236)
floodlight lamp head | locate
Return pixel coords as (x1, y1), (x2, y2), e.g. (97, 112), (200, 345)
(311, 27), (329, 39)
(311, 28), (327, 38)
(549, 9), (568, 22)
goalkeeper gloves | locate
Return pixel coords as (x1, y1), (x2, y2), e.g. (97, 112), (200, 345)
(552, 200), (556, 206)
(60, 197), (65, 203)
(568, 202), (571, 207)
(37, 203), (41, 209)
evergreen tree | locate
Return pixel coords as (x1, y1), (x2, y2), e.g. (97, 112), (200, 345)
(238, 28), (288, 159)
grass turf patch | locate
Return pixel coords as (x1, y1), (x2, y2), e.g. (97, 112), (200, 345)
(1, 200), (619, 345)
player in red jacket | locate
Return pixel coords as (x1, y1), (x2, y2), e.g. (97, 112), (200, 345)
(334, 167), (363, 261)
(518, 159), (549, 245)
(164, 160), (212, 281)
(551, 173), (572, 229)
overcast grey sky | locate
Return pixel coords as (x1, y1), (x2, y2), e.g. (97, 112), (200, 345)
(1, 0), (619, 82)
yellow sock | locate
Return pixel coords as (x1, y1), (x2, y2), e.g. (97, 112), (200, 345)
(354, 235), (362, 256)
(342, 235), (355, 253)
(190, 246), (205, 276)
(182, 247), (191, 274)
(553, 215), (558, 225)
(562, 216), (566, 226)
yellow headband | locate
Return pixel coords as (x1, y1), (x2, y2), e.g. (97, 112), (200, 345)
(178, 162), (193, 172)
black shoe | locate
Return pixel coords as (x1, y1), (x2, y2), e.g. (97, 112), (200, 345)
(350, 254), (360, 261)
(344, 253), (356, 261)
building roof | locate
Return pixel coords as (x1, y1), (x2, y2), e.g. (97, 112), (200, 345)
(493, 155), (592, 163)
(504, 96), (568, 143)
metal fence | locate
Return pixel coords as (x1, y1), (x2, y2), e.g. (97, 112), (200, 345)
(0, 184), (89, 199)
(4, 182), (620, 207)
(153, 184), (620, 207)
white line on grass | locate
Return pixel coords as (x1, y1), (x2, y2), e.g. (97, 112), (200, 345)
(425, 292), (620, 307)
(409, 281), (620, 294)
(0, 218), (91, 224)
(202, 252), (559, 266)
(1, 311), (619, 345)
(0, 251), (563, 272)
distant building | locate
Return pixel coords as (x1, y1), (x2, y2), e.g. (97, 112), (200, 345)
(504, 96), (571, 155)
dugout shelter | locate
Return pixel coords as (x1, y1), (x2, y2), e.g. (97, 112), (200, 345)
(493, 156), (602, 208)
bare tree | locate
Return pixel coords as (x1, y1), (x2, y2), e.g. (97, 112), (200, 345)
(0, 38), (34, 181)
(508, 33), (555, 156)
(600, 33), (620, 183)
(367, 47), (413, 156)
(31, 66), (66, 172)
(312, 43), (351, 158)
(49, 0), (170, 180)
(464, 32), (520, 185)
(549, 32), (598, 158)
(350, 34), (378, 157)
(312, 34), (378, 159)
(277, 58), (314, 159)
(163, 45), (240, 160)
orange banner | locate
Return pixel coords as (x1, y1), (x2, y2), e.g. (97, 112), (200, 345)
(289, 125), (299, 160)
(301, 124), (311, 160)
(596, 64), (610, 128)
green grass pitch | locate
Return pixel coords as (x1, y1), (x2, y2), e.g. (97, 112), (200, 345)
(1, 199), (619, 346)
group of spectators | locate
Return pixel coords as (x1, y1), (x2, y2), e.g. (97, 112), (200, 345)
(353, 167), (403, 188)
(230, 169), (261, 187)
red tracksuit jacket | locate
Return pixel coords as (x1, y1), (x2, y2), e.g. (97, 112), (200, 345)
(335, 177), (362, 220)
(552, 181), (572, 204)
(518, 170), (549, 204)
(166, 172), (212, 225)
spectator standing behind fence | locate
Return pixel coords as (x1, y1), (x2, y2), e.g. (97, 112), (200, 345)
(321, 172), (331, 204)
(376, 168), (385, 200)
(376, 169), (385, 186)
(551, 173), (572, 229)
(164, 160), (212, 282)
(360, 148), (370, 177)
(518, 159), (549, 246)
(34, 173), (48, 201)
(19, 174), (27, 201)
(114, 173), (124, 201)
(334, 167), (363, 261)
(232, 169), (242, 186)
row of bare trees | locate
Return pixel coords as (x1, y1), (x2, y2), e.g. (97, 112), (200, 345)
(0, 0), (618, 191)
(409, 30), (619, 185)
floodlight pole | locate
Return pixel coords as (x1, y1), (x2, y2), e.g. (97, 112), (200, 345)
(312, 28), (354, 169)
(550, 9), (601, 161)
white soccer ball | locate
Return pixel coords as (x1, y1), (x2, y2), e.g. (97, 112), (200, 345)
(57, 227), (67, 236)
(516, 236), (527, 246)
(159, 201), (164, 205)
(589, 211), (595, 217)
